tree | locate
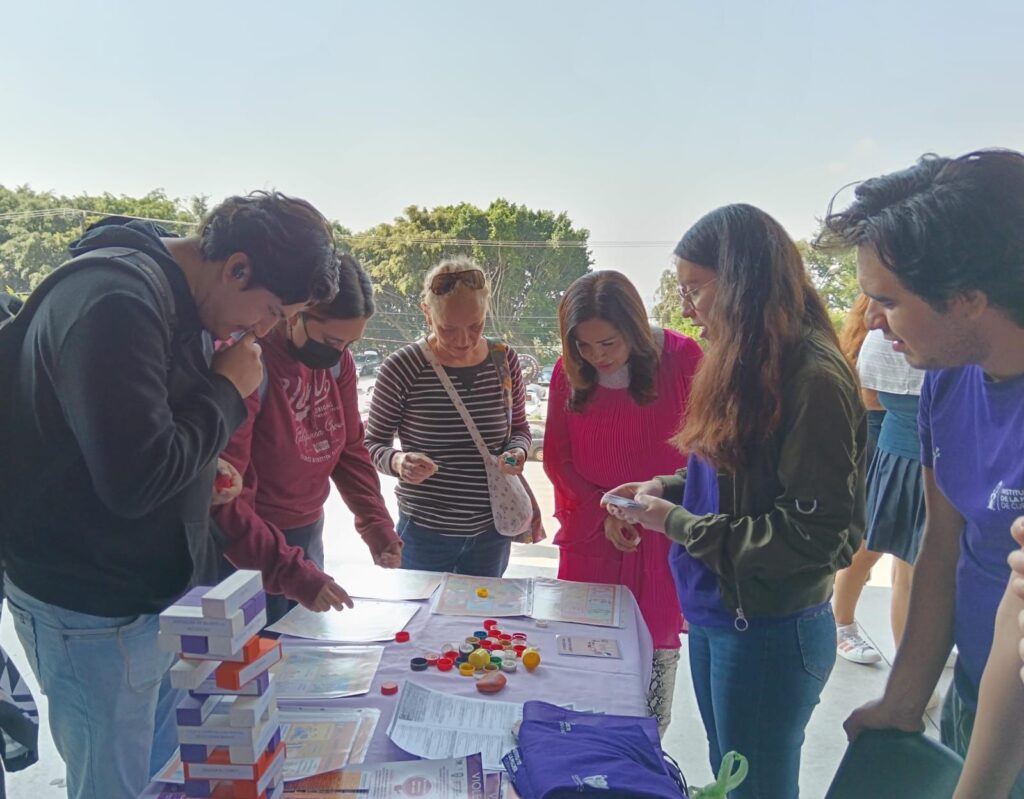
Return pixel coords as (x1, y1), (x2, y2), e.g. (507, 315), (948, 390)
(798, 239), (859, 328)
(650, 268), (704, 342)
(347, 198), (592, 362)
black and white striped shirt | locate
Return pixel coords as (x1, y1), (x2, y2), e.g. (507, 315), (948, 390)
(365, 342), (531, 535)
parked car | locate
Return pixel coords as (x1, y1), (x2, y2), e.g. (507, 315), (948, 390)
(353, 349), (381, 377)
(536, 364), (555, 399)
(525, 385), (543, 417)
(528, 422), (545, 462)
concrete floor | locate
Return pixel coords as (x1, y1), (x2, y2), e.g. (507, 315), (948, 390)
(1, 462), (952, 797)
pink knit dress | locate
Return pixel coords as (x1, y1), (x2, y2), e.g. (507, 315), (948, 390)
(543, 330), (702, 649)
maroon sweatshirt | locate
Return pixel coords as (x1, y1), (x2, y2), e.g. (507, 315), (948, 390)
(212, 329), (399, 606)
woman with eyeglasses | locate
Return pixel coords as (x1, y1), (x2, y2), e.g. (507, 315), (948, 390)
(364, 256), (533, 575)
(213, 254), (403, 625)
(544, 270), (702, 736)
(605, 204), (865, 798)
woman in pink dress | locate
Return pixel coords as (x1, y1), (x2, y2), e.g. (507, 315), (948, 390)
(544, 270), (702, 734)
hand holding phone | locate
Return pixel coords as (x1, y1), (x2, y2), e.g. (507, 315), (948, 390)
(602, 492), (646, 511)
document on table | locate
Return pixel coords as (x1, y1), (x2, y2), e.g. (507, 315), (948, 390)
(267, 600), (419, 642)
(387, 681), (523, 771)
(556, 635), (623, 658)
(282, 753), (494, 798)
(432, 574), (532, 618)
(272, 643), (383, 699)
(337, 565), (444, 601)
(531, 578), (625, 628)
(432, 574), (625, 628)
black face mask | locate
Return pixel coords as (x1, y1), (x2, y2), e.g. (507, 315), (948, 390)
(287, 318), (343, 370)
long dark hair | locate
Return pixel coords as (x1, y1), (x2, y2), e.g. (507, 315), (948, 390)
(818, 149), (1024, 327)
(672, 204), (837, 471)
(558, 270), (659, 412)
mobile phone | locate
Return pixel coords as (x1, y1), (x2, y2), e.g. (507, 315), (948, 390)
(602, 493), (645, 511)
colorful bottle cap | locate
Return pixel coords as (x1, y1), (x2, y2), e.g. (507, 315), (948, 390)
(490, 655), (503, 665)
(483, 663), (499, 672)
(442, 649), (459, 661)
(501, 660), (517, 673)
(488, 628), (502, 637)
(468, 648), (492, 669)
(437, 657), (454, 672)
(476, 587), (489, 598)
(522, 650), (541, 671)
(410, 657), (428, 672)
(466, 635), (481, 645)
(380, 681), (399, 695)
(473, 630), (489, 640)
(426, 653), (439, 667)
(513, 645), (526, 657)
(483, 619), (498, 629)
(459, 643), (475, 654)
(486, 637), (502, 647)
(395, 631), (410, 643)
(499, 634), (512, 642)
(511, 632), (528, 640)
(459, 663), (476, 677)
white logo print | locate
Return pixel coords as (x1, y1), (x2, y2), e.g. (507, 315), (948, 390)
(580, 775), (609, 789)
(988, 481), (1024, 512)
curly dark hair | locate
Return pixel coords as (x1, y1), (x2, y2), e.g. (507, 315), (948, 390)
(199, 190), (338, 306)
(818, 149), (1024, 327)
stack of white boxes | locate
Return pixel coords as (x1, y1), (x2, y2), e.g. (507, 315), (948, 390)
(161, 570), (285, 799)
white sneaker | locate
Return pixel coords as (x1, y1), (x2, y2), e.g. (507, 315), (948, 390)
(837, 623), (882, 665)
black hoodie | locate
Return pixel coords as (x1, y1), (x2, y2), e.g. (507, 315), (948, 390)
(4, 219), (247, 616)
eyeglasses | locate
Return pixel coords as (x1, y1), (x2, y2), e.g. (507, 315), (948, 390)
(429, 269), (487, 296)
(677, 278), (716, 310)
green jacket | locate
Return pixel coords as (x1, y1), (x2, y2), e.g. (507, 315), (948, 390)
(659, 327), (866, 625)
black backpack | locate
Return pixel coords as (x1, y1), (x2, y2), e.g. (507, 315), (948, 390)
(0, 247), (177, 540)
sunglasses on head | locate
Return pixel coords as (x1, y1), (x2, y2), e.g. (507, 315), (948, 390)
(429, 269), (486, 295)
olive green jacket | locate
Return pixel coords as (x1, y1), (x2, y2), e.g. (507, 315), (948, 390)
(659, 328), (866, 624)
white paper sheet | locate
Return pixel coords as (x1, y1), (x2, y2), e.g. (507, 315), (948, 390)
(337, 565), (444, 601)
(386, 682), (523, 771)
(530, 578), (624, 628)
(272, 643), (383, 699)
(282, 753), (489, 798)
(431, 574), (532, 618)
(267, 600), (420, 642)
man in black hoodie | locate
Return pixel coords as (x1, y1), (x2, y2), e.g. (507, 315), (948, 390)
(2, 191), (337, 799)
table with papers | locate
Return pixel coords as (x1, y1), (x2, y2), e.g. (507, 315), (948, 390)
(145, 568), (654, 796)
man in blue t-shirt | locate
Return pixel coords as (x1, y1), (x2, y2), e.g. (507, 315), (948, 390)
(819, 149), (1024, 794)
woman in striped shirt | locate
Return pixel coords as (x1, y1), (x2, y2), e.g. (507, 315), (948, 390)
(364, 256), (531, 575)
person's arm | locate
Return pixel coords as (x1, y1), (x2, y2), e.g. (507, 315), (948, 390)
(542, 360), (602, 501)
(660, 372), (861, 578)
(504, 347), (532, 456)
(55, 291), (246, 519)
(365, 351), (411, 477)
(329, 354), (400, 561)
(953, 576), (1024, 798)
(844, 467), (963, 738)
(212, 391), (334, 609)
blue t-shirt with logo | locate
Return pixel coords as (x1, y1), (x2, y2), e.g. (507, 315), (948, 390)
(919, 366), (1024, 709)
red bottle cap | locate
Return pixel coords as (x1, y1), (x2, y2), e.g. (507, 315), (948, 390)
(442, 649), (459, 661)
(380, 681), (399, 695)
(394, 631), (410, 643)
(483, 619), (498, 629)
(437, 658), (454, 672)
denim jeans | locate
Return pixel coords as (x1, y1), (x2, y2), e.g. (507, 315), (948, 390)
(687, 605), (836, 798)
(4, 576), (175, 799)
(397, 514), (511, 576)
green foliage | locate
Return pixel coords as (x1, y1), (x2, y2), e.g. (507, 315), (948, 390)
(0, 185), (198, 293)
(650, 268), (704, 343)
(797, 239), (859, 324)
(0, 187), (590, 361)
(347, 198), (592, 359)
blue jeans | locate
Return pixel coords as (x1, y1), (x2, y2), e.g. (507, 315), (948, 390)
(687, 605), (836, 798)
(4, 576), (177, 799)
(397, 514), (511, 576)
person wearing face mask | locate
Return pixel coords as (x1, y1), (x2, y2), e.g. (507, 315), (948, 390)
(213, 254), (402, 626)
(604, 205), (865, 799)
(543, 270), (702, 736)
(364, 256), (533, 575)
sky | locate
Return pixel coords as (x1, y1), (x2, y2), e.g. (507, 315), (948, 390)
(2, 0), (1022, 304)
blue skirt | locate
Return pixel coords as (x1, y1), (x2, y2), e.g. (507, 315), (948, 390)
(865, 448), (925, 564)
